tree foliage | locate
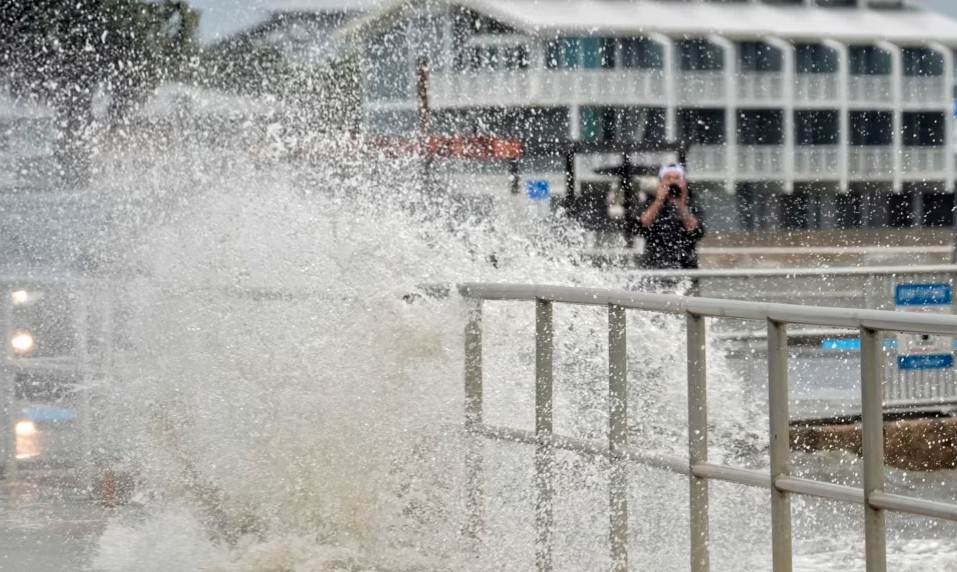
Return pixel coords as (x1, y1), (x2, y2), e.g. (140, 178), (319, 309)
(0, 0), (200, 185)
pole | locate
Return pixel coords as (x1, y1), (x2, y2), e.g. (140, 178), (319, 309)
(416, 57), (434, 194)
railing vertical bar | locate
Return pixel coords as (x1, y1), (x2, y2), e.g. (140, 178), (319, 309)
(768, 319), (793, 572)
(861, 326), (887, 572)
(608, 305), (628, 572)
(464, 298), (484, 540)
(687, 311), (710, 572)
(535, 299), (554, 572)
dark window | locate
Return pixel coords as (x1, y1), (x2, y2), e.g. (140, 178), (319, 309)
(796, 43), (838, 74)
(546, 39), (562, 70)
(888, 192), (915, 228)
(795, 110), (839, 145)
(738, 41), (782, 72)
(621, 38), (663, 70)
(781, 191), (811, 229)
(365, 29), (411, 101)
(903, 47), (944, 77)
(922, 192), (955, 227)
(903, 112), (945, 146)
(738, 110), (784, 145)
(581, 107), (665, 142)
(850, 46), (891, 75)
(836, 191), (863, 228)
(581, 37), (616, 69)
(850, 111), (892, 146)
(679, 108), (726, 145)
(678, 39), (724, 71)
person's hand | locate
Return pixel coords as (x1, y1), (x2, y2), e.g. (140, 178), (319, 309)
(655, 183), (669, 204)
(674, 179), (689, 210)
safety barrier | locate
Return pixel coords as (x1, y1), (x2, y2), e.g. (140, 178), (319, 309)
(0, 275), (114, 479)
(460, 283), (957, 572)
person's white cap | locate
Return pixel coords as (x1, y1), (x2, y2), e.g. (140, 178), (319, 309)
(658, 162), (686, 180)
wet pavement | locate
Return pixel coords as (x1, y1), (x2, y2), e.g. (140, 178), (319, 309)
(0, 470), (111, 571)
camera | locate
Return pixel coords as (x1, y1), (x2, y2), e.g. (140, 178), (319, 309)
(667, 184), (682, 198)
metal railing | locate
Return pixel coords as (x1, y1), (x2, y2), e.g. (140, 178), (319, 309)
(460, 282), (957, 572)
(0, 275), (113, 479)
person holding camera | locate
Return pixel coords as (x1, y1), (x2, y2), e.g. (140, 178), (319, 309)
(633, 162), (704, 270)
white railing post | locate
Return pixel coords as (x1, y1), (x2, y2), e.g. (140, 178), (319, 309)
(687, 311), (710, 572)
(464, 297), (484, 540)
(608, 304), (628, 572)
(860, 326), (887, 572)
(767, 319), (793, 572)
(535, 299), (554, 572)
(877, 41), (903, 194)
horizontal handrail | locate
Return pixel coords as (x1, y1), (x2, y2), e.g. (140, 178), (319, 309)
(461, 280), (957, 571)
(459, 283), (957, 335)
(596, 264), (957, 280)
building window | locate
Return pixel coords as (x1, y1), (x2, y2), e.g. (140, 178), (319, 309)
(367, 109), (417, 134)
(849, 46), (891, 75)
(738, 41), (782, 73)
(850, 111), (892, 145)
(563, 37), (581, 69)
(902, 47), (944, 77)
(548, 37), (616, 70)
(903, 112), (945, 146)
(581, 107), (665, 142)
(836, 191), (863, 229)
(738, 110), (784, 145)
(795, 110), (839, 145)
(795, 43), (838, 74)
(678, 109), (725, 145)
(678, 39), (724, 72)
(365, 28), (411, 101)
(621, 38), (663, 70)
(581, 37), (615, 69)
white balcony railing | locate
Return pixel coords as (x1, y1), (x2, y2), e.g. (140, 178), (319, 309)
(737, 145), (784, 178)
(901, 146), (946, 175)
(737, 72), (785, 102)
(849, 146), (894, 179)
(794, 145), (841, 179)
(430, 69), (948, 108)
(687, 145), (727, 178)
(430, 71), (534, 107)
(902, 76), (947, 105)
(848, 75), (893, 104)
(541, 70), (665, 103)
(677, 71), (726, 104)
(794, 74), (839, 103)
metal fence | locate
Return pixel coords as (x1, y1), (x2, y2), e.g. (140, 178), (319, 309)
(0, 275), (115, 480)
(460, 282), (957, 572)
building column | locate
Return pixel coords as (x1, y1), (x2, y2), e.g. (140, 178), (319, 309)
(570, 104), (581, 140)
(529, 40), (546, 100)
(823, 39), (850, 194)
(709, 34), (736, 194)
(877, 40), (903, 194)
(767, 36), (795, 194)
(650, 33), (677, 142)
(928, 41), (955, 193)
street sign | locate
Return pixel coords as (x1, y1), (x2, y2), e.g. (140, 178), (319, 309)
(895, 282), (953, 370)
(527, 180), (550, 201)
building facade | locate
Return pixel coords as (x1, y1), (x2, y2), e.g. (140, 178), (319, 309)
(341, 0), (957, 231)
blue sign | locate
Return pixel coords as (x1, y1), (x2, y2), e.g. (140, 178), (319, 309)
(527, 180), (550, 201)
(897, 353), (955, 370)
(821, 338), (861, 351)
(895, 283), (951, 306)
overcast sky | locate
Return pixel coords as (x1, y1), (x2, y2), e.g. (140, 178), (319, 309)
(188, 0), (957, 42)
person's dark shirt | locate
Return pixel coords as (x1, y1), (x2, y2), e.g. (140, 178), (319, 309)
(633, 198), (705, 269)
